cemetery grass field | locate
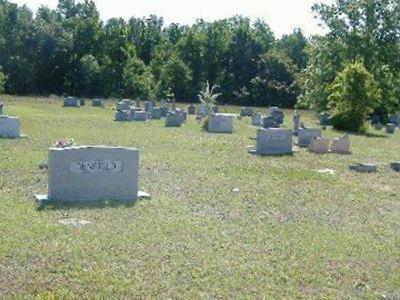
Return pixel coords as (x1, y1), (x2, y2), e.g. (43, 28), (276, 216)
(1, 96), (400, 299)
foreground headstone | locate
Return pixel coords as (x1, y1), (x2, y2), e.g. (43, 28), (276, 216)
(386, 123), (396, 134)
(255, 128), (293, 155)
(252, 113), (263, 126)
(298, 128), (322, 147)
(63, 97), (80, 107)
(187, 104), (196, 115)
(309, 137), (330, 154)
(0, 116), (21, 138)
(330, 135), (351, 154)
(41, 146), (145, 202)
(208, 113), (233, 133)
(92, 99), (104, 108)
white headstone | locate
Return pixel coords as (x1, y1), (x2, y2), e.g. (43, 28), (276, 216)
(208, 113), (233, 133)
(47, 146), (139, 201)
(0, 116), (21, 138)
(256, 128), (293, 155)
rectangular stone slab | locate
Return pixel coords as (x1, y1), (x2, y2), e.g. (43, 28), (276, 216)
(208, 114), (233, 133)
(0, 116), (21, 138)
(298, 128), (322, 147)
(48, 146), (139, 201)
(256, 128), (293, 155)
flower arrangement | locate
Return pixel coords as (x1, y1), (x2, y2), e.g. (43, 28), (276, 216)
(54, 138), (75, 148)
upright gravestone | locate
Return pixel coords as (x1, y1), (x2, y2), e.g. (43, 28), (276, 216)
(187, 104), (196, 115)
(271, 109), (284, 125)
(386, 123), (396, 134)
(330, 134), (351, 154)
(212, 105), (219, 113)
(320, 112), (330, 126)
(293, 112), (300, 136)
(79, 99), (85, 106)
(92, 99), (104, 108)
(63, 97), (80, 108)
(262, 116), (279, 129)
(389, 114), (399, 126)
(208, 113), (233, 133)
(145, 101), (154, 113)
(166, 110), (183, 127)
(0, 116), (21, 138)
(197, 104), (207, 118)
(255, 128), (293, 155)
(39, 146), (143, 202)
(252, 113), (263, 126)
(133, 110), (148, 121)
(151, 107), (162, 120)
(298, 128), (322, 147)
(309, 137), (330, 154)
(116, 99), (133, 111)
(240, 107), (254, 117)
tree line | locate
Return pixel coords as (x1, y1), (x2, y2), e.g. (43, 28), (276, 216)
(0, 0), (399, 116)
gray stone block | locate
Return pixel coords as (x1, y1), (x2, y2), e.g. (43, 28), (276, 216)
(256, 128), (293, 155)
(386, 123), (396, 134)
(240, 107), (254, 117)
(390, 162), (400, 172)
(152, 108), (162, 119)
(48, 146), (139, 202)
(298, 128), (322, 147)
(187, 104), (196, 115)
(0, 116), (21, 138)
(252, 113), (263, 126)
(133, 110), (148, 121)
(349, 164), (377, 173)
(208, 113), (233, 133)
(166, 111), (183, 127)
(262, 116), (279, 129)
(92, 99), (104, 108)
(63, 97), (80, 107)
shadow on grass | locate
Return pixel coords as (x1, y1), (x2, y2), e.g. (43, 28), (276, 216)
(333, 129), (389, 139)
(36, 199), (139, 211)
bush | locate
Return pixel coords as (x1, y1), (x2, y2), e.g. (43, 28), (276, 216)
(328, 61), (381, 132)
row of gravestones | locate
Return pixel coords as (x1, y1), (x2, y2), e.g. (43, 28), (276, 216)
(371, 113), (400, 134)
(63, 97), (105, 108)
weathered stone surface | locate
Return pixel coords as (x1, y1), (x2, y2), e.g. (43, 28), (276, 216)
(166, 110), (183, 127)
(48, 146), (139, 201)
(386, 123), (396, 134)
(115, 110), (132, 121)
(349, 164), (377, 173)
(330, 135), (351, 154)
(240, 107), (254, 117)
(187, 104), (196, 115)
(116, 99), (133, 111)
(208, 113), (233, 133)
(256, 128), (293, 155)
(145, 101), (154, 113)
(197, 104), (207, 117)
(92, 99), (104, 108)
(262, 116), (279, 129)
(309, 137), (330, 154)
(133, 110), (148, 121)
(252, 113), (263, 126)
(151, 107), (162, 119)
(0, 116), (21, 138)
(298, 128), (322, 147)
(271, 109), (284, 125)
(389, 114), (399, 126)
(63, 97), (80, 107)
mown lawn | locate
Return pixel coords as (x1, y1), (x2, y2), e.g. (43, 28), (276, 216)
(0, 95), (399, 299)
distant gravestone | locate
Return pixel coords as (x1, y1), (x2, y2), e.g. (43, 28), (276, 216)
(389, 114), (399, 126)
(92, 99), (104, 108)
(386, 123), (396, 134)
(39, 146), (144, 202)
(262, 116), (279, 129)
(298, 128), (322, 147)
(187, 104), (196, 115)
(0, 103), (3, 115)
(0, 116), (21, 138)
(293, 112), (300, 136)
(212, 105), (219, 113)
(166, 110), (183, 127)
(320, 112), (330, 126)
(115, 110), (131, 121)
(133, 111), (148, 121)
(208, 113), (233, 133)
(255, 128), (293, 155)
(63, 97), (80, 108)
(252, 113), (263, 126)
(197, 104), (207, 117)
(116, 99), (133, 111)
(79, 99), (85, 106)
(240, 107), (254, 117)
(271, 109), (284, 125)
(309, 137), (330, 154)
(375, 123), (383, 130)
(151, 108), (162, 119)
(371, 114), (381, 125)
(330, 135), (351, 154)
(145, 101), (154, 113)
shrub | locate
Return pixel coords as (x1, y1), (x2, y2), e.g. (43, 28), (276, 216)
(328, 61), (381, 132)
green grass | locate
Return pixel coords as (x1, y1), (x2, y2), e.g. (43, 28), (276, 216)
(0, 95), (399, 299)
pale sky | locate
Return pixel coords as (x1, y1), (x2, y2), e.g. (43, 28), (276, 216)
(14, 0), (334, 36)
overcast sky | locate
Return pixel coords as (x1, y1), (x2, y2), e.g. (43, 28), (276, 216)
(13, 0), (334, 36)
